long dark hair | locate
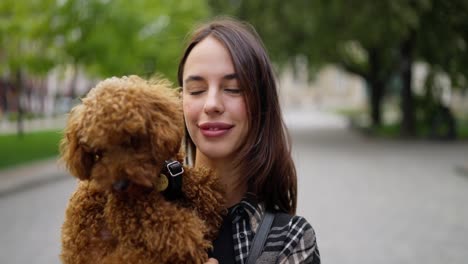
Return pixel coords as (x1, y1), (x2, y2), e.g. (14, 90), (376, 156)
(178, 17), (297, 214)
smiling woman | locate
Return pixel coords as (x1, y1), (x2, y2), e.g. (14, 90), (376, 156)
(182, 36), (248, 166)
(178, 17), (320, 264)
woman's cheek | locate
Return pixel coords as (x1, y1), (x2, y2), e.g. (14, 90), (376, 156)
(183, 100), (199, 130)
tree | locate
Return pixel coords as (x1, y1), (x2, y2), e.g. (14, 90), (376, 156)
(416, 0), (468, 91)
(50, 0), (210, 97)
(209, 0), (415, 128)
(209, 0), (468, 137)
(0, 0), (57, 135)
(412, 0), (468, 138)
(1, 0), (212, 134)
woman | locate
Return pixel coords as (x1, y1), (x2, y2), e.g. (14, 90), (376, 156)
(178, 17), (320, 264)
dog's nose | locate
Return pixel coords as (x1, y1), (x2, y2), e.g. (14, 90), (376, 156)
(112, 179), (130, 191)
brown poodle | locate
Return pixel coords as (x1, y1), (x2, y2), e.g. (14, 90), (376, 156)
(60, 76), (224, 264)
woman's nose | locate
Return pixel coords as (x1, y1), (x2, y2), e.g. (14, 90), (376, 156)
(203, 89), (224, 115)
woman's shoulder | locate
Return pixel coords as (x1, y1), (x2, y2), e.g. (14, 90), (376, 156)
(267, 213), (318, 251)
(259, 213), (320, 264)
(273, 213), (315, 230)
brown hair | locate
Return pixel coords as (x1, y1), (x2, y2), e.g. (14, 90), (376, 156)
(178, 17), (297, 214)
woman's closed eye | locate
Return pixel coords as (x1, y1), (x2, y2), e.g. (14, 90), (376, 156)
(185, 86), (206, 95)
(189, 89), (205, 95)
(224, 87), (242, 94)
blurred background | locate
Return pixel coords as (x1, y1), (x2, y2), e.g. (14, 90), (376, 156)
(1, 0), (467, 263)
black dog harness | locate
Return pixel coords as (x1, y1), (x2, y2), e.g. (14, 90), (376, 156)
(160, 159), (184, 200)
(112, 159), (184, 200)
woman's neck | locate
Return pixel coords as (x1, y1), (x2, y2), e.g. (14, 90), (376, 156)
(194, 151), (247, 208)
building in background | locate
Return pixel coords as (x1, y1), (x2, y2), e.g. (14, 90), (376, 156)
(279, 65), (366, 111)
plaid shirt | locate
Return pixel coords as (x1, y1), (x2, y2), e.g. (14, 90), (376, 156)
(228, 195), (321, 264)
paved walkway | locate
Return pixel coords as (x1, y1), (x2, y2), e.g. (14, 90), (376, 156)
(0, 116), (67, 197)
(0, 157), (66, 197)
(287, 116), (468, 264)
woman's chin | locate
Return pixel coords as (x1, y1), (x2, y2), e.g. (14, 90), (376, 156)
(197, 147), (236, 162)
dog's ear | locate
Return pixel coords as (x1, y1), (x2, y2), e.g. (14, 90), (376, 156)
(147, 99), (184, 162)
(145, 83), (185, 161)
(60, 105), (93, 180)
(148, 118), (184, 162)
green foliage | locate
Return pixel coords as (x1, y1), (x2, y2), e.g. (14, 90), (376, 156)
(1, 0), (211, 83)
(210, 0), (468, 82)
(458, 120), (468, 139)
(50, 0), (211, 82)
(416, 1), (468, 90)
(210, 0), (452, 80)
(0, 130), (62, 169)
(371, 120), (468, 140)
(0, 0), (57, 76)
(209, 0), (319, 74)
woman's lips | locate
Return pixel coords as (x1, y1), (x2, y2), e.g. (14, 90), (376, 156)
(198, 122), (234, 137)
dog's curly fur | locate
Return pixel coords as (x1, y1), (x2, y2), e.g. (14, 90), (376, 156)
(60, 76), (224, 264)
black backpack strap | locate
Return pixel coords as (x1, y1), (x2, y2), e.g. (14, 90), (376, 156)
(246, 211), (276, 264)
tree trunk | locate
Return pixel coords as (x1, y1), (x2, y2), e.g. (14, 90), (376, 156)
(368, 49), (384, 128)
(69, 64), (79, 99)
(14, 69), (24, 137)
(39, 77), (46, 115)
(0, 79), (7, 113)
(400, 35), (415, 137)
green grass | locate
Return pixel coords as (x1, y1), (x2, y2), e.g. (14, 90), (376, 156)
(374, 123), (401, 138)
(0, 130), (63, 169)
(340, 109), (468, 140)
(372, 120), (468, 140)
(458, 120), (468, 139)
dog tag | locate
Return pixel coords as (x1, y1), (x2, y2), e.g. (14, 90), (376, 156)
(155, 174), (169, 192)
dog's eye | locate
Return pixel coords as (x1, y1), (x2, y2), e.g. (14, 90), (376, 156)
(130, 136), (141, 149)
(94, 151), (102, 162)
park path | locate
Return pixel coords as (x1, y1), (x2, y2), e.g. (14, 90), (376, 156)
(285, 110), (468, 264)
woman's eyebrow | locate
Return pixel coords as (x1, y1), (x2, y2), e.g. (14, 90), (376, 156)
(184, 75), (205, 84)
(223, 73), (238, 80)
(184, 74), (237, 84)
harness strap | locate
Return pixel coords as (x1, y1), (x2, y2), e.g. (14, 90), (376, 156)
(246, 211), (276, 264)
(161, 159), (184, 200)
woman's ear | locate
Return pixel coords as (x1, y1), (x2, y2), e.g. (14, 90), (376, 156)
(177, 87), (183, 99)
(60, 105), (92, 180)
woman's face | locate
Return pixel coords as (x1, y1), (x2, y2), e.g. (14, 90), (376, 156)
(182, 36), (248, 161)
